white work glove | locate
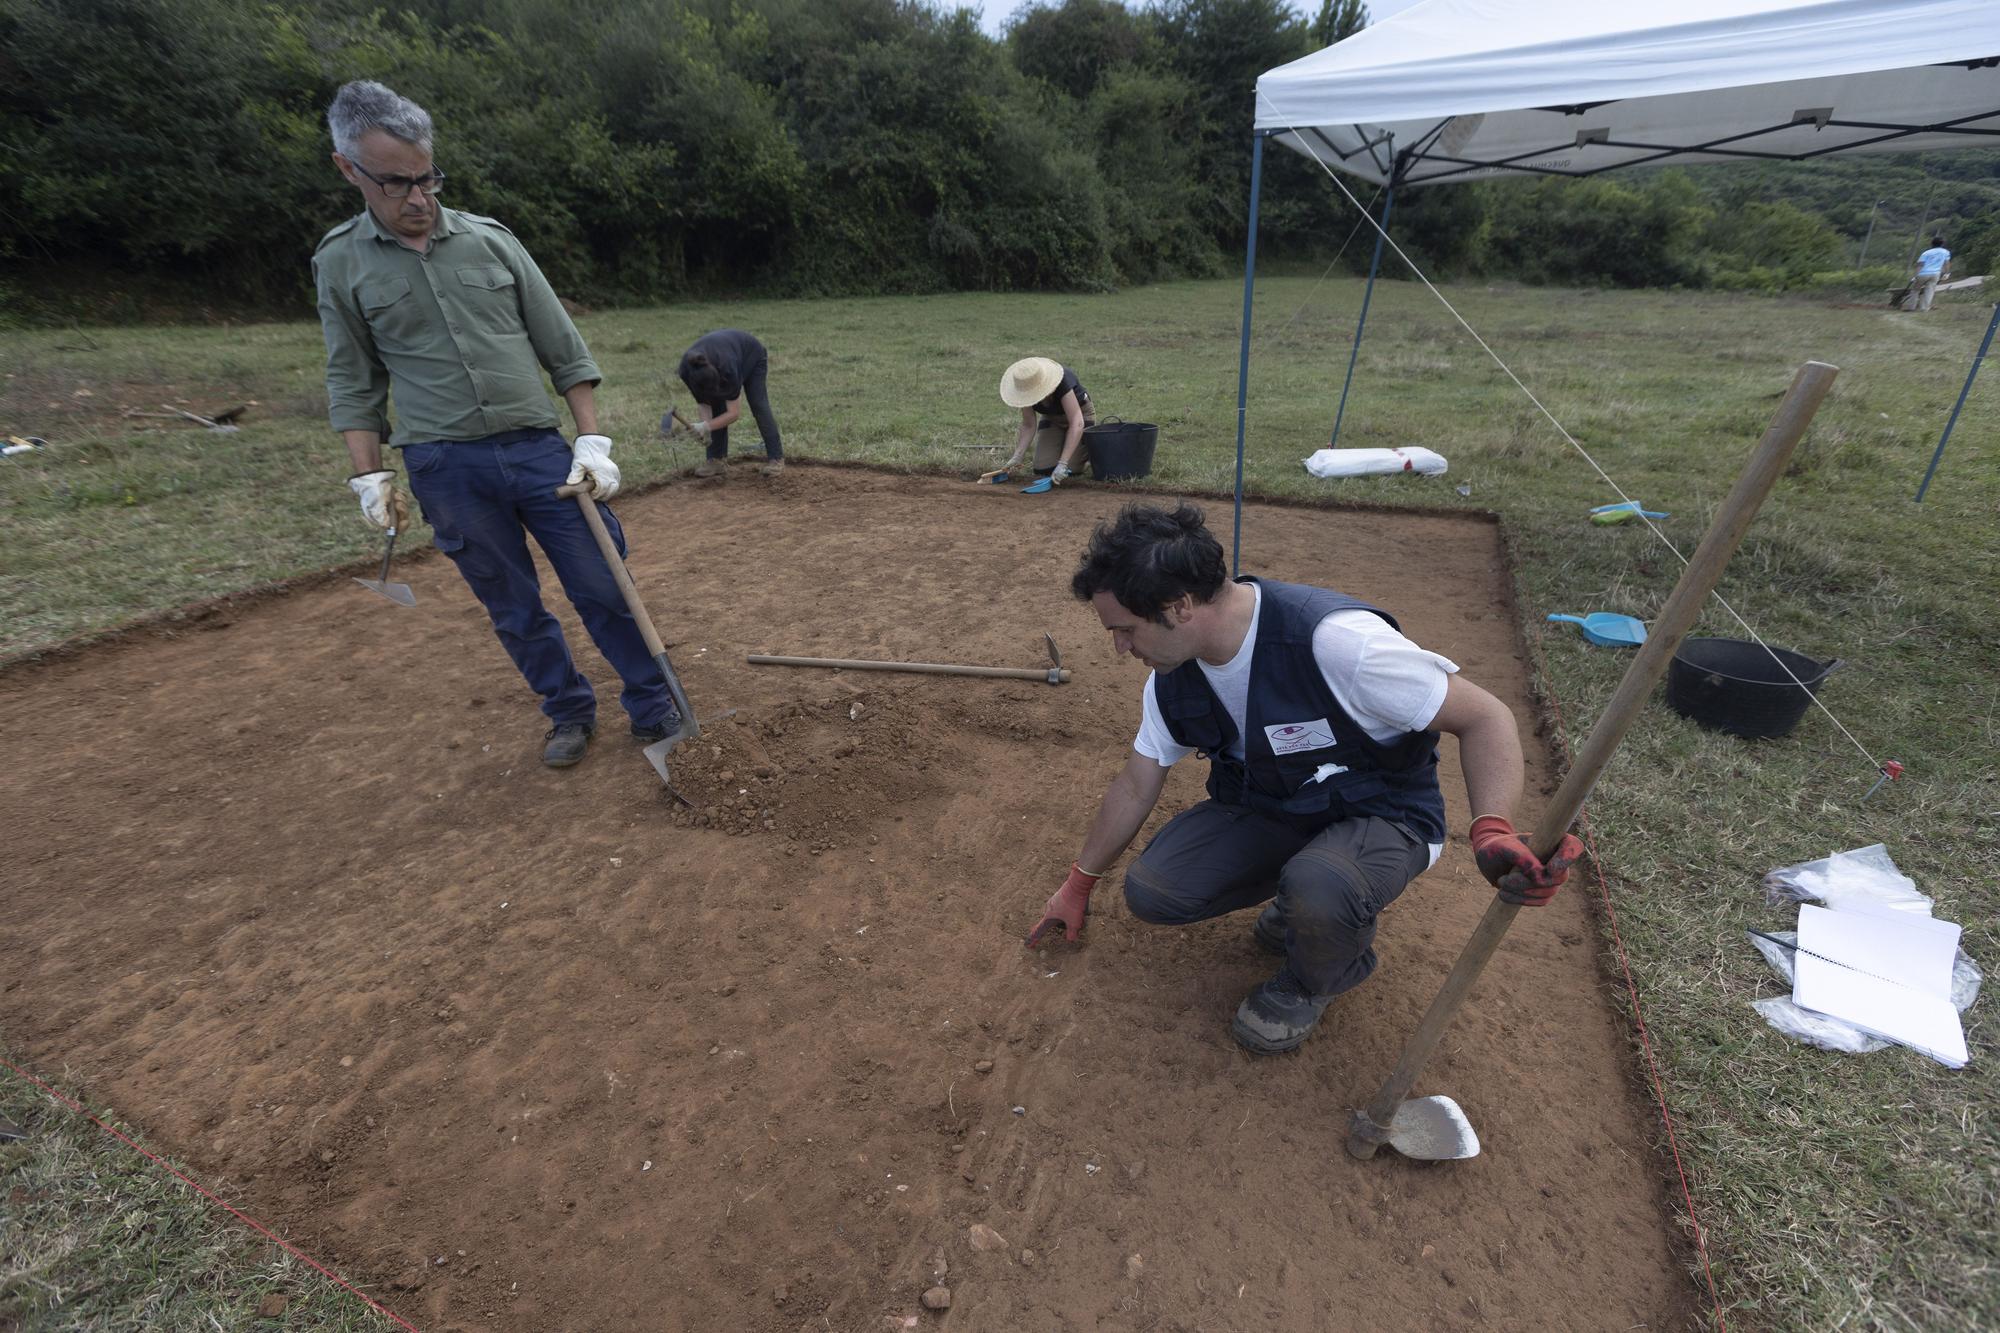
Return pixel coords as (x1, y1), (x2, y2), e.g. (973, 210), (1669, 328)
(1050, 461), (1073, 485)
(347, 470), (407, 529)
(566, 433), (620, 500)
(686, 418), (711, 441)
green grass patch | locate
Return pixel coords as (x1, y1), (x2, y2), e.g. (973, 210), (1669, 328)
(3, 279), (1996, 1329)
(0, 1069), (400, 1329)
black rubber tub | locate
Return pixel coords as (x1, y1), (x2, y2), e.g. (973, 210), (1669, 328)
(1083, 418), (1158, 481)
(1665, 637), (1843, 739)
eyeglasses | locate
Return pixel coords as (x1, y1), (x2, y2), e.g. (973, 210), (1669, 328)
(351, 162), (447, 200)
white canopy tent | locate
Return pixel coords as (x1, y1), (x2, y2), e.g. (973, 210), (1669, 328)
(1224, 0), (2000, 560)
(1256, 0), (2000, 186)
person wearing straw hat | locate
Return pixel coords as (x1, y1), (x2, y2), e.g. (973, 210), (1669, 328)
(986, 356), (1095, 491)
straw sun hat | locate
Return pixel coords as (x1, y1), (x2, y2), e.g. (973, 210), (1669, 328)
(1000, 356), (1063, 408)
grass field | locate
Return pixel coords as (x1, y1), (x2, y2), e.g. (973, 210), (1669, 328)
(3, 276), (1996, 1330)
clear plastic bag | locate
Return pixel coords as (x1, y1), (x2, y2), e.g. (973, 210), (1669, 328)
(1749, 844), (1982, 1056)
(1762, 842), (1930, 914)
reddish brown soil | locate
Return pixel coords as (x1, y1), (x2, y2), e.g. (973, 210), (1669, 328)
(2, 467), (1695, 1331)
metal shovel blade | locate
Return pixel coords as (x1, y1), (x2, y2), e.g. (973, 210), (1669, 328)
(642, 707), (739, 791)
(1378, 1096), (1481, 1161)
(640, 700), (722, 806)
(641, 725), (697, 790)
(353, 576), (416, 606)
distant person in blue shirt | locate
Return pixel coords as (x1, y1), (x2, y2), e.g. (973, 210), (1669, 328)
(1908, 236), (1951, 312)
(677, 329), (785, 478)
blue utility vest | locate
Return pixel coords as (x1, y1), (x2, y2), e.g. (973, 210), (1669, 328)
(1153, 577), (1447, 843)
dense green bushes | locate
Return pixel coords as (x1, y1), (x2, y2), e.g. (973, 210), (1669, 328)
(0, 0), (1992, 314)
(0, 0), (1286, 304)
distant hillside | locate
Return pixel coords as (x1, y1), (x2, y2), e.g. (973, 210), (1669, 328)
(1683, 148), (2000, 271)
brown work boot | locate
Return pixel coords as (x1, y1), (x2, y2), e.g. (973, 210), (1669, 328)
(760, 457), (785, 477)
(693, 458), (724, 479)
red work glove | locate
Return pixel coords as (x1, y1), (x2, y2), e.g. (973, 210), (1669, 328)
(1469, 815), (1584, 907)
(1025, 864), (1103, 947)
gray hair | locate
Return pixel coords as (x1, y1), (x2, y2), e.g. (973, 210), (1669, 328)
(327, 80), (434, 160)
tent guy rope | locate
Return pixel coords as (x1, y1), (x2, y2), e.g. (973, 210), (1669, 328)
(1255, 85), (1895, 789)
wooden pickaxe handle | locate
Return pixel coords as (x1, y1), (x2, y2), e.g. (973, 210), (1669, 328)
(748, 654), (1071, 684)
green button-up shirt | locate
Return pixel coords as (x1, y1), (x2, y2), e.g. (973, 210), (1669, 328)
(312, 207), (601, 446)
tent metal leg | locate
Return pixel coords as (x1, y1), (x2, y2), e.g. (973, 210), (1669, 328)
(1328, 183), (1395, 450)
(1915, 301), (1999, 503)
(1232, 133), (1266, 577)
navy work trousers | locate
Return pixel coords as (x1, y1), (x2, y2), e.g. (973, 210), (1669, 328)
(402, 430), (672, 731)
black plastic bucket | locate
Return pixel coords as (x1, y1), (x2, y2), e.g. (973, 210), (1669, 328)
(1083, 418), (1158, 481)
(1665, 637), (1843, 739)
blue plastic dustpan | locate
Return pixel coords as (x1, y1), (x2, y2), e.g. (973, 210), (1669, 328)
(1547, 612), (1648, 647)
(1020, 476), (1055, 495)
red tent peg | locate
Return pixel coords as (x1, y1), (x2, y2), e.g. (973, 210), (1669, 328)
(1862, 760), (1903, 801)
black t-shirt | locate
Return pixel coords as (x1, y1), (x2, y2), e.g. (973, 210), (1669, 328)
(677, 329), (765, 404)
(1033, 365), (1088, 420)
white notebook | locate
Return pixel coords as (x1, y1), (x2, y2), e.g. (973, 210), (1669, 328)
(1792, 903), (1967, 1068)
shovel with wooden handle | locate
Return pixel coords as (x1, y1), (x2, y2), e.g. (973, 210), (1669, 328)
(555, 482), (701, 796)
(1346, 360), (1839, 1163)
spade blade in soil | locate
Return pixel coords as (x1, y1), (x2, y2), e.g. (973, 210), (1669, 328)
(1384, 1096), (1481, 1160)
(640, 710), (704, 805)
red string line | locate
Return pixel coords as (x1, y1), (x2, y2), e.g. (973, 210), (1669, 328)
(1535, 623), (1730, 1332)
(0, 1056), (422, 1333)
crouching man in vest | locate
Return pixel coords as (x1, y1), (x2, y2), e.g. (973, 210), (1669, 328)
(1027, 503), (1582, 1054)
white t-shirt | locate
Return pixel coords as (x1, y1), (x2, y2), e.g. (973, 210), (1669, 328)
(1132, 583), (1456, 863)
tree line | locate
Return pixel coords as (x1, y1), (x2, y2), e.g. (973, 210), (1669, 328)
(1, 0), (1992, 318)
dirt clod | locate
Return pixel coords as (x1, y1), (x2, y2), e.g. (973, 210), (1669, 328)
(921, 1286), (952, 1310)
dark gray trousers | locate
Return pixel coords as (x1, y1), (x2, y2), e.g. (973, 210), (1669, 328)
(1123, 802), (1431, 997)
(701, 352), (782, 461)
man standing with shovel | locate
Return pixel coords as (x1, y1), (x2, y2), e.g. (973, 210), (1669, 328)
(1027, 503), (1582, 1054)
(314, 80), (682, 768)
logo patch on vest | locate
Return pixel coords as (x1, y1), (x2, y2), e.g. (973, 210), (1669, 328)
(1263, 719), (1336, 754)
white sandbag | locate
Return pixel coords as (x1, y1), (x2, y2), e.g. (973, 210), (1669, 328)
(1302, 447), (1448, 478)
